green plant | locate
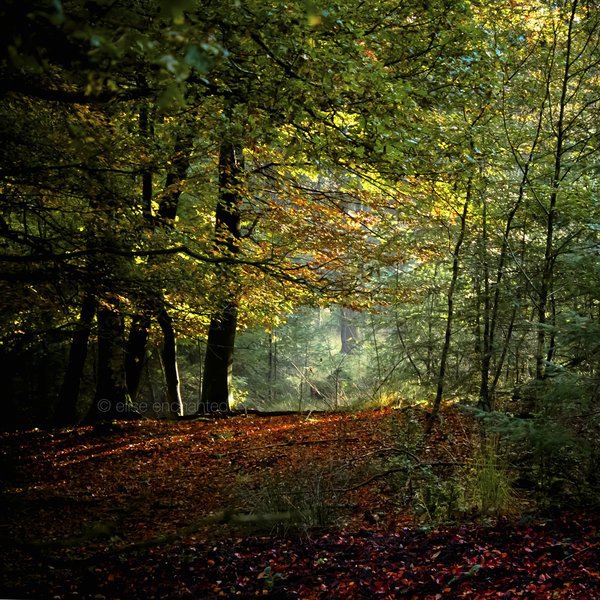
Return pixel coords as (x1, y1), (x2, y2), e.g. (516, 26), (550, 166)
(468, 399), (600, 508)
(239, 465), (346, 535)
(412, 467), (466, 523)
(467, 435), (518, 516)
(257, 566), (285, 592)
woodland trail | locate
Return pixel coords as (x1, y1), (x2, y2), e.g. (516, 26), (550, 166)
(2, 406), (599, 598)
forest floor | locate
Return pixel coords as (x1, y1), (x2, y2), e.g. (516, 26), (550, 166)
(1, 404), (600, 599)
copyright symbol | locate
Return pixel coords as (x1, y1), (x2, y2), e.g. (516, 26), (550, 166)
(97, 399), (111, 413)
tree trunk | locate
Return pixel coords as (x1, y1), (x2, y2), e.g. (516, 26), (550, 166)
(55, 293), (97, 424)
(478, 197), (492, 411)
(268, 332), (276, 404)
(426, 185), (470, 434)
(125, 121), (191, 406)
(200, 115), (244, 415)
(477, 102), (542, 406)
(370, 314), (382, 383)
(139, 101), (154, 225)
(201, 302), (238, 414)
(340, 307), (358, 354)
(87, 302), (131, 421)
(122, 103), (153, 405)
(157, 308), (183, 416)
(125, 315), (150, 402)
(536, 0), (576, 380)
(425, 264), (438, 379)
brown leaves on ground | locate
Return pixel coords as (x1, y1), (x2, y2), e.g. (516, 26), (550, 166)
(1, 406), (599, 598)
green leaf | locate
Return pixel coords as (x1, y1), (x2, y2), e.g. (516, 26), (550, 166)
(159, 0), (195, 24)
(157, 82), (186, 112)
(184, 45), (210, 73)
(50, 0), (64, 25)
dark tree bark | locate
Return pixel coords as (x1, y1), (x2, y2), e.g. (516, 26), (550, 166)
(158, 133), (190, 222)
(124, 117), (191, 413)
(139, 102), (154, 226)
(123, 102), (153, 404)
(55, 293), (97, 424)
(149, 131), (191, 416)
(88, 301), (132, 421)
(157, 308), (183, 416)
(125, 315), (150, 402)
(201, 302), (238, 413)
(200, 125), (244, 415)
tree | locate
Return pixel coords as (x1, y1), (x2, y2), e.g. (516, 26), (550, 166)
(200, 102), (245, 413)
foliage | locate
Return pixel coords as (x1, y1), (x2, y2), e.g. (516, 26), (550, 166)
(1, 0), (600, 533)
(467, 393), (600, 508)
(239, 463), (346, 535)
(467, 435), (518, 516)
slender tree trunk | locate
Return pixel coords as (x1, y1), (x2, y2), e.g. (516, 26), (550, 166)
(151, 129), (191, 415)
(474, 272), (483, 377)
(268, 332), (275, 404)
(370, 314), (382, 383)
(125, 119), (191, 409)
(299, 338), (309, 412)
(197, 339), (204, 409)
(55, 293), (97, 424)
(340, 307), (358, 354)
(395, 318), (423, 383)
(274, 335), (278, 389)
(547, 296), (557, 365)
(478, 197), (492, 410)
(492, 304), (517, 391)
(480, 106), (543, 402)
(426, 185), (471, 433)
(147, 353), (157, 406)
(139, 101), (154, 226)
(123, 102), (153, 404)
(425, 264), (438, 379)
(536, 0), (577, 379)
(157, 308), (183, 416)
(200, 123), (244, 415)
(483, 43), (549, 399)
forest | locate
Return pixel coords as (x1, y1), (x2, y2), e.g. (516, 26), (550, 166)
(1, 0), (600, 597)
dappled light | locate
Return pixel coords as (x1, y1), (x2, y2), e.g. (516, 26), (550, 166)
(1, 0), (599, 596)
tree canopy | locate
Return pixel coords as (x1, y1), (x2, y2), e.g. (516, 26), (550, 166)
(0, 0), (598, 426)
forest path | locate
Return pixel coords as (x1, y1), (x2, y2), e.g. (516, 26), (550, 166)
(1, 406), (599, 598)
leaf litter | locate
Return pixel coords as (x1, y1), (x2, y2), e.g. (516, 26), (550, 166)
(1, 406), (599, 598)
